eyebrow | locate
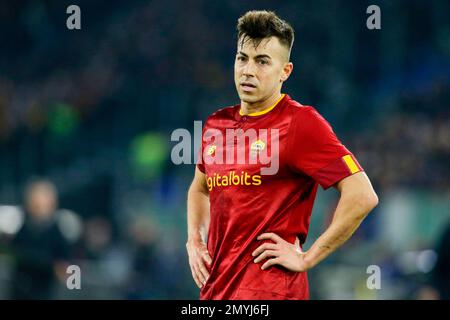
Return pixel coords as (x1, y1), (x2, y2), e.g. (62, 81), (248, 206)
(237, 51), (272, 60)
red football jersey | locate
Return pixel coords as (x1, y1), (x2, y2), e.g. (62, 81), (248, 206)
(197, 94), (363, 300)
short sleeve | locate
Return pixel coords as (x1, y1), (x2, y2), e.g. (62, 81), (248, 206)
(287, 106), (364, 189)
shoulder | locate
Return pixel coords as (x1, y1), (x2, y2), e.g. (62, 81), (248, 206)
(283, 96), (325, 126)
(284, 98), (319, 119)
(284, 97), (334, 138)
(204, 104), (239, 127)
(207, 104), (239, 119)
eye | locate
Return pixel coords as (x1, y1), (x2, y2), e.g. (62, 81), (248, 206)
(258, 59), (268, 65)
(237, 56), (246, 62)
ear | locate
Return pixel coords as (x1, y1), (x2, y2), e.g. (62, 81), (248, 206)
(280, 62), (293, 82)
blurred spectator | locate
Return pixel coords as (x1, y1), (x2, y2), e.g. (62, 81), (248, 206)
(124, 215), (163, 299)
(9, 179), (71, 299)
(414, 221), (450, 300)
(81, 216), (113, 260)
(430, 220), (450, 299)
(76, 216), (132, 298)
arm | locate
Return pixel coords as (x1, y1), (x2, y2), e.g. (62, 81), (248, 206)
(301, 171), (378, 269)
(186, 167), (212, 288)
(253, 171), (378, 272)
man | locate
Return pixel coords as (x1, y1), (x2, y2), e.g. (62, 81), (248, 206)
(10, 179), (71, 299)
(186, 10), (378, 300)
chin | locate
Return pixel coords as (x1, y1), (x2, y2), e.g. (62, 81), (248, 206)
(239, 92), (259, 103)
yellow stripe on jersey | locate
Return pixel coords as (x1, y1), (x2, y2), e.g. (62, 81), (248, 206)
(343, 155), (359, 174)
(239, 94), (286, 116)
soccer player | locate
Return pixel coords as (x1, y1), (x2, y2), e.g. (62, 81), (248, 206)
(186, 10), (378, 300)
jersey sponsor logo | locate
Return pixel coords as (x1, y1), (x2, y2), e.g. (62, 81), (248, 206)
(206, 171), (262, 191)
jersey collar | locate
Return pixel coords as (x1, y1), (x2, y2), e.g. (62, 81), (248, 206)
(239, 94), (286, 117)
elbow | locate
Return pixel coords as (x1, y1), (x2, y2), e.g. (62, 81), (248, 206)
(348, 189), (378, 221)
(338, 173), (379, 220)
(360, 189), (379, 214)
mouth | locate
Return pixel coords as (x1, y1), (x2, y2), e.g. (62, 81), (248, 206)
(240, 82), (257, 92)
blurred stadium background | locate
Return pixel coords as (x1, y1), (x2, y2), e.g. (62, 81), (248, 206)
(0, 0), (449, 299)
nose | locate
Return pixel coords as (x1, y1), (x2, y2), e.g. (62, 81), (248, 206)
(242, 60), (257, 77)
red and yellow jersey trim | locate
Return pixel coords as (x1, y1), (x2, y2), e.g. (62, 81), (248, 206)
(342, 154), (360, 174)
(239, 94), (286, 117)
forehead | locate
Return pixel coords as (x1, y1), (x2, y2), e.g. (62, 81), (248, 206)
(237, 36), (286, 57)
(28, 184), (54, 196)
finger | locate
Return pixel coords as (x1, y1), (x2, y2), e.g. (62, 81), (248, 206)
(190, 265), (203, 288)
(257, 232), (282, 243)
(197, 260), (210, 284)
(193, 262), (206, 285)
(261, 257), (280, 270)
(254, 250), (278, 263)
(192, 270), (202, 288)
(252, 243), (277, 257)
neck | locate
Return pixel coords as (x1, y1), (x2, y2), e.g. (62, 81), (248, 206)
(240, 91), (283, 116)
